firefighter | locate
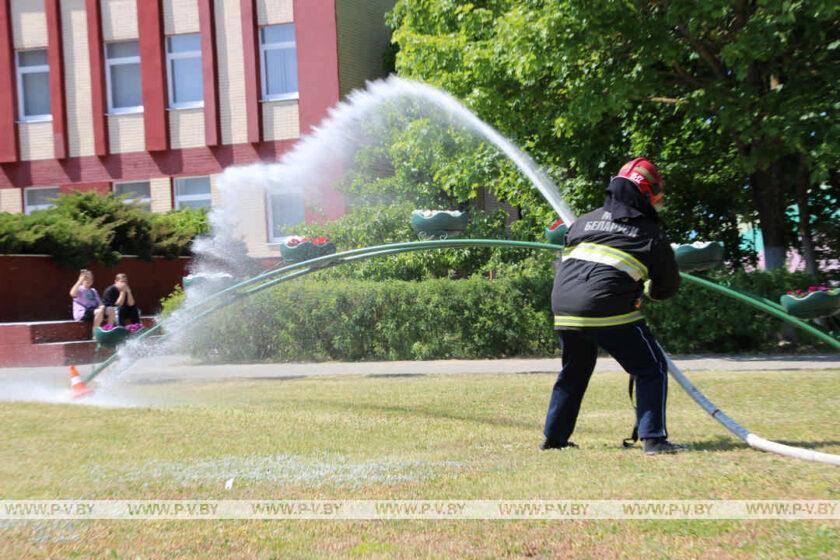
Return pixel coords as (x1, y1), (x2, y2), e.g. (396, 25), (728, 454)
(541, 158), (688, 455)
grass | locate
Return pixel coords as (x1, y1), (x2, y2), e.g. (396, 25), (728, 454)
(1, 368), (839, 559)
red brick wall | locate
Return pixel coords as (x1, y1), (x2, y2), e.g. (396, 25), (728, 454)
(0, 255), (190, 322)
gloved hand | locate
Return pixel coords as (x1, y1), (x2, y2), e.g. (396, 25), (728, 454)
(644, 279), (654, 299)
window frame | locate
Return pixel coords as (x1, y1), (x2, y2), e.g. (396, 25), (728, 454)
(15, 49), (52, 123)
(23, 186), (59, 215)
(165, 34), (204, 110)
(104, 40), (143, 115)
(266, 190), (305, 244)
(112, 180), (152, 209)
(173, 175), (212, 210)
(259, 24), (299, 102)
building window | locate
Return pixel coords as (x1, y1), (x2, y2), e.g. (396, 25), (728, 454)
(105, 41), (142, 113)
(16, 49), (51, 122)
(24, 186), (59, 214)
(166, 34), (203, 109)
(113, 181), (151, 210)
(174, 176), (212, 209)
(268, 191), (305, 242)
(260, 24), (298, 101)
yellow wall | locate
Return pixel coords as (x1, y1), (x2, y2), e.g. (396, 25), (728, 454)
(256, 0), (293, 25)
(163, 0), (200, 35)
(169, 108), (206, 149)
(0, 189), (23, 213)
(150, 177), (173, 213)
(261, 100), (299, 141)
(62, 0), (96, 158)
(11, 0), (47, 49)
(108, 113), (145, 154)
(215, 0), (248, 145)
(18, 122), (54, 160)
(101, 0), (138, 42)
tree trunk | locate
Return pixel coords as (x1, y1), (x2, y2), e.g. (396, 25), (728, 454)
(749, 165), (789, 270)
(795, 160), (819, 275)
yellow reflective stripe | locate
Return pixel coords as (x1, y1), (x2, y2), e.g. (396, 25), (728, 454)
(565, 243), (648, 281)
(554, 310), (644, 327)
(578, 243), (648, 278)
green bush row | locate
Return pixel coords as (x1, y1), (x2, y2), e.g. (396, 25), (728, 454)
(0, 191), (209, 268)
(171, 269), (828, 363)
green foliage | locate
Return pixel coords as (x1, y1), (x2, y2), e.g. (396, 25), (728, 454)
(159, 284), (186, 318)
(149, 208), (211, 259)
(186, 276), (556, 362)
(0, 191), (209, 268)
(388, 0), (840, 269)
(171, 269), (828, 363)
(0, 208), (116, 268)
(291, 202), (536, 281)
(644, 269), (828, 353)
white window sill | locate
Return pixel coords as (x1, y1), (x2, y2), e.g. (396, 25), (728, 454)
(168, 103), (205, 111)
(261, 93), (299, 103)
(108, 107), (144, 116)
(18, 116), (53, 124)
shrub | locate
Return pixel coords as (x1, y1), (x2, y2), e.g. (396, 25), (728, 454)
(643, 269), (827, 353)
(0, 191), (208, 268)
(160, 284), (186, 318)
(163, 269), (829, 363)
(182, 276), (556, 362)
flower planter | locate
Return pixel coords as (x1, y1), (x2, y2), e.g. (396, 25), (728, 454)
(182, 272), (235, 293)
(410, 210), (468, 240)
(672, 241), (724, 272)
(544, 219), (567, 246)
(279, 236), (336, 263)
(780, 288), (840, 320)
(94, 324), (144, 349)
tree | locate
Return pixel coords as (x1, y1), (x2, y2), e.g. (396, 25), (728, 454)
(388, 0), (839, 270)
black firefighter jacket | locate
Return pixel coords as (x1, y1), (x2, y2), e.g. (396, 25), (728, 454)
(551, 177), (680, 329)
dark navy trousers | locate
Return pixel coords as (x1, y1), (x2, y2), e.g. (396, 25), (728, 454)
(544, 322), (668, 444)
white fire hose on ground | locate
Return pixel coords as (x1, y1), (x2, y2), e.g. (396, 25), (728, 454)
(662, 350), (840, 466)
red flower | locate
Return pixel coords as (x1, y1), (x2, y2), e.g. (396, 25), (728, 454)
(548, 219), (564, 231)
(312, 236), (329, 246)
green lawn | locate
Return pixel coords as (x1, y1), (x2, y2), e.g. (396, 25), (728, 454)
(2, 369), (839, 559)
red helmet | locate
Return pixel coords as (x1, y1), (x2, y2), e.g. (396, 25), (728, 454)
(617, 158), (664, 207)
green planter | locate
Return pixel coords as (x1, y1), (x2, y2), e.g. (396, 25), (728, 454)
(182, 272), (235, 292)
(279, 238), (337, 263)
(673, 241), (724, 272)
(94, 325), (143, 349)
(544, 219), (567, 246)
(780, 289), (840, 320)
(410, 210), (468, 240)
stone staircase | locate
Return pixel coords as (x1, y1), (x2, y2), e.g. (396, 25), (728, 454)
(0, 318), (155, 367)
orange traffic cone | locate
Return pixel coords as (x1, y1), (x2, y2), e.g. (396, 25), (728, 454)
(69, 365), (93, 398)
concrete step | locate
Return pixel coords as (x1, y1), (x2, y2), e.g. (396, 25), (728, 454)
(0, 317), (156, 367)
(0, 340), (107, 367)
(0, 317), (157, 344)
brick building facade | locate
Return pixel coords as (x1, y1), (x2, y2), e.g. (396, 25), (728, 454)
(0, 0), (394, 256)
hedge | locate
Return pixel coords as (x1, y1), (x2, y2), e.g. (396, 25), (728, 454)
(170, 269), (829, 363)
(0, 191), (209, 268)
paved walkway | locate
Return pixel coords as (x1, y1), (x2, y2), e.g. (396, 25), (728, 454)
(2, 354), (838, 381)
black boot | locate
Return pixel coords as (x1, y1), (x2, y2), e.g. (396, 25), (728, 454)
(642, 437), (688, 455)
(539, 440), (579, 451)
